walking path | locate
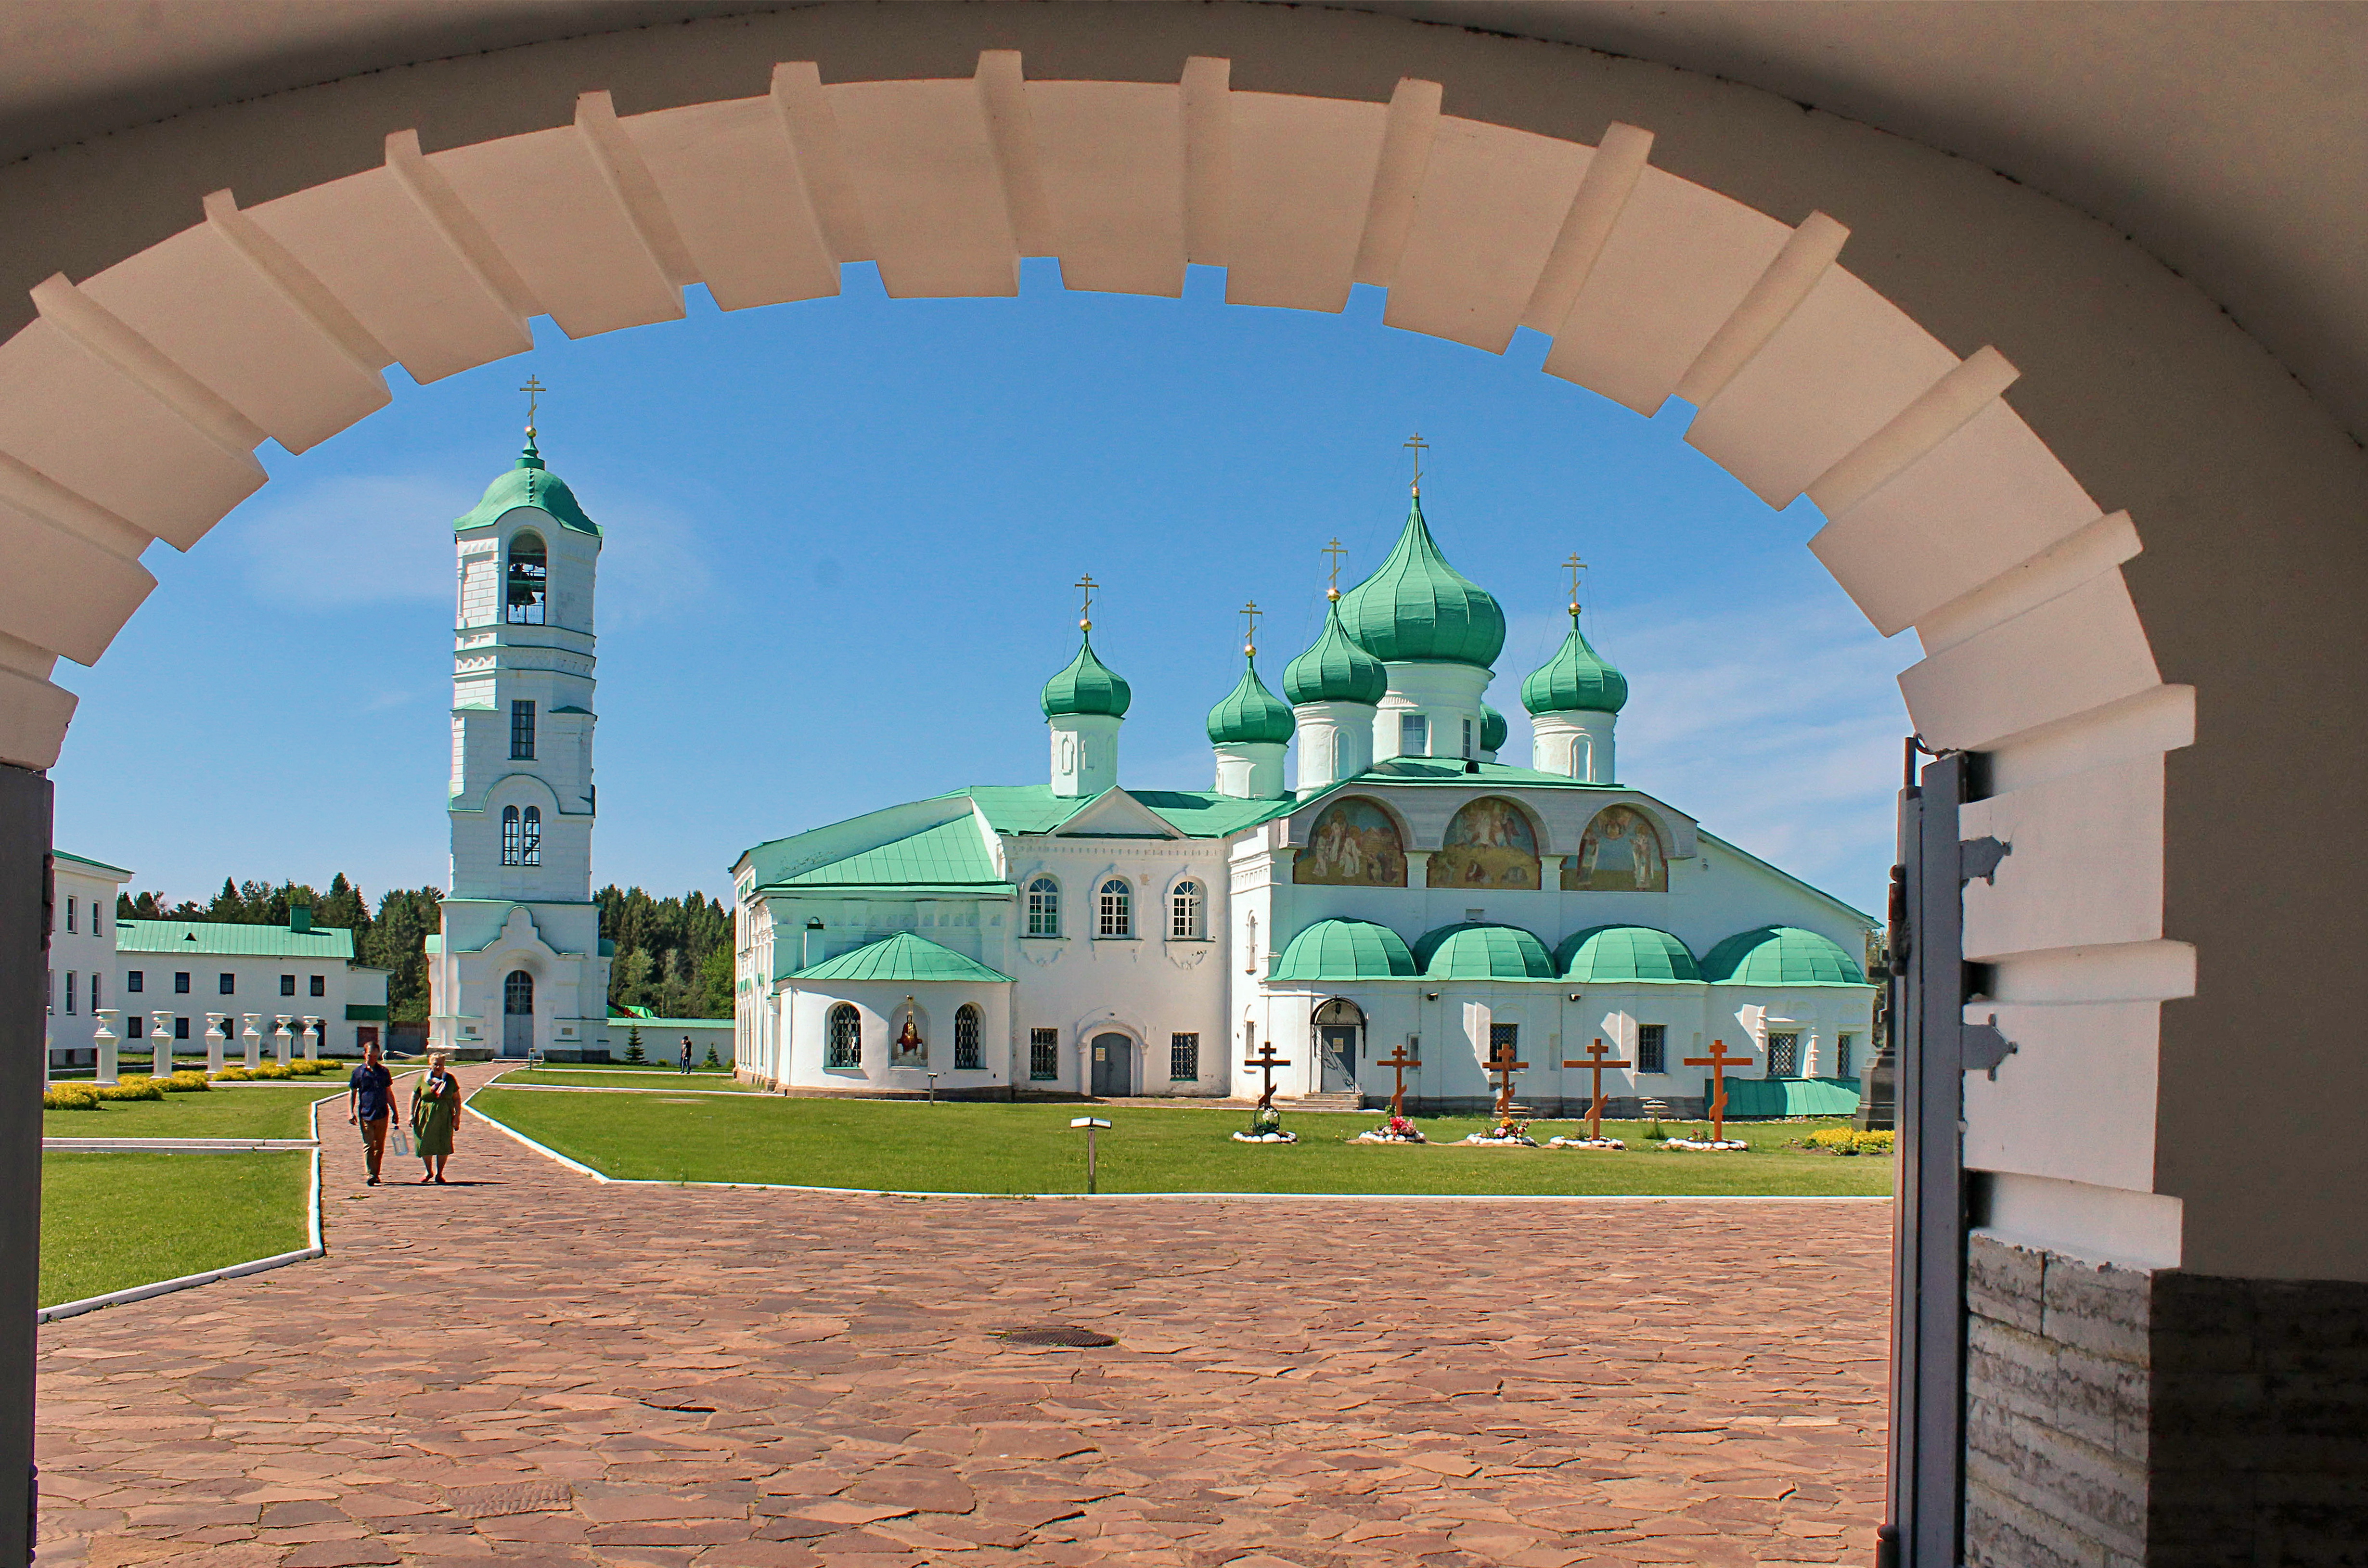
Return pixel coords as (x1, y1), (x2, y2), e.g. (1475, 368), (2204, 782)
(36, 1063), (1892, 1567)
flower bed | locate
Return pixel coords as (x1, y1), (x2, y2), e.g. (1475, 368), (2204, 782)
(1548, 1135), (1626, 1150)
(1354, 1114), (1428, 1145)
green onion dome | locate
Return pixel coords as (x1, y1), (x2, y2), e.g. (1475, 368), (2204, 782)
(1555, 925), (1700, 983)
(1335, 498), (1506, 668)
(1700, 926), (1867, 986)
(1206, 654), (1296, 745)
(1412, 922), (1556, 980)
(1041, 632), (1132, 719)
(1283, 597), (1388, 707)
(1270, 918), (1417, 981)
(1480, 703), (1508, 755)
(453, 440), (601, 536)
(1520, 611), (1628, 715)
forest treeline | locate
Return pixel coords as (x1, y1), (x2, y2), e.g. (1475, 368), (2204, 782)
(114, 877), (733, 1022)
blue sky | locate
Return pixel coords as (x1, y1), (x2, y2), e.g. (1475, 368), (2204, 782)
(49, 260), (1912, 914)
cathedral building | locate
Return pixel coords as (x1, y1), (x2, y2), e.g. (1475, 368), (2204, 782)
(733, 490), (1877, 1115)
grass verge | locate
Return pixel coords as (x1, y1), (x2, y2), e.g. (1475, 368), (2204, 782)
(42, 1085), (333, 1140)
(469, 1090), (1894, 1197)
(40, 1152), (309, 1308)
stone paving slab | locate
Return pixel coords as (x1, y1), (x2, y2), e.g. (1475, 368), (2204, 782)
(37, 1064), (1894, 1566)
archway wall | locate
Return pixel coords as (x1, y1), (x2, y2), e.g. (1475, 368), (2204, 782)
(0, 4), (2359, 1285)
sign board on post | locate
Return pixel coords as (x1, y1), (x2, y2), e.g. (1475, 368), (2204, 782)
(1069, 1116), (1112, 1194)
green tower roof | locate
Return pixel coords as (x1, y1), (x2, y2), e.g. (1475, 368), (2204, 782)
(1412, 922), (1556, 980)
(1041, 632), (1132, 719)
(1335, 497), (1506, 668)
(1207, 653), (1295, 745)
(1480, 702), (1509, 755)
(1283, 597), (1388, 707)
(453, 441), (601, 536)
(1555, 925), (1701, 983)
(1700, 925), (1868, 986)
(1270, 918), (1417, 982)
(1521, 612), (1628, 715)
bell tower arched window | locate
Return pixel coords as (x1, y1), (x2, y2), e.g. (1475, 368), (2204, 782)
(521, 806), (541, 866)
(501, 805), (522, 865)
(505, 530), (548, 624)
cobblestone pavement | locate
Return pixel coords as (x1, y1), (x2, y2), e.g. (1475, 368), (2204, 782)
(37, 1065), (1893, 1567)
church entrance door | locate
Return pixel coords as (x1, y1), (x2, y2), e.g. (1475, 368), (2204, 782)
(1089, 1032), (1131, 1097)
(502, 969), (534, 1057)
(1313, 999), (1364, 1093)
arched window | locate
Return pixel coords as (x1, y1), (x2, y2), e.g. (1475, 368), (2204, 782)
(1098, 878), (1132, 938)
(501, 805), (522, 865)
(1294, 796), (1407, 887)
(825, 1002), (862, 1069)
(1428, 797), (1542, 889)
(954, 1003), (983, 1070)
(1565, 805), (1669, 892)
(521, 805), (541, 866)
(504, 969), (534, 1015)
(505, 530), (547, 624)
(1171, 880), (1204, 940)
(1026, 877), (1060, 937)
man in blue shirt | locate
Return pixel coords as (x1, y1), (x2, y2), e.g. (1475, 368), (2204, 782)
(347, 1042), (395, 1186)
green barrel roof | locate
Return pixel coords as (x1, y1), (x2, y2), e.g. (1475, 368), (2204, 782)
(1206, 654), (1296, 745)
(1041, 632), (1132, 719)
(1520, 612), (1628, 715)
(454, 442), (601, 536)
(1283, 597), (1388, 706)
(1270, 918), (1417, 982)
(1335, 498), (1506, 668)
(1699, 925), (1868, 986)
(793, 931), (1014, 984)
(1413, 922), (1557, 980)
(1480, 702), (1508, 754)
(1555, 925), (1701, 983)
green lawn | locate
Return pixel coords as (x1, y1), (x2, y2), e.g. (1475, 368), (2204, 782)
(470, 1090), (1895, 1197)
(42, 1084), (338, 1140)
(40, 1152), (310, 1308)
(497, 1068), (761, 1092)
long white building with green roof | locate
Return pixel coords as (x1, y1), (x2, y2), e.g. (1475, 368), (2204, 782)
(733, 491), (1875, 1115)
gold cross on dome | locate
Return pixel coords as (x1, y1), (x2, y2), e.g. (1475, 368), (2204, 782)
(1074, 574), (1099, 631)
(1240, 600), (1262, 656)
(1563, 552), (1587, 614)
(520, 374), (546, 437)
(1403, 432), (1430, 496)
(1322, 537), (1348, 598)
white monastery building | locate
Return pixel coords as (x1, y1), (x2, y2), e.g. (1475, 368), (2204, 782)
(733, 489), (1876, 1115)
(426, 426), (614, 1060)
(44, 851), (131, 1070)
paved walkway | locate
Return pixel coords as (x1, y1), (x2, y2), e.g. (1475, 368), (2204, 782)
(36, 1064), (1893, 1567)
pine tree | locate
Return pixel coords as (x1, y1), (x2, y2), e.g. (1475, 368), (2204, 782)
(625, 1024), (645, 1063)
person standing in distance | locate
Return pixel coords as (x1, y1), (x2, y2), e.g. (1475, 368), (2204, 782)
(347, 1041), (395, 1186)
(679, 1036), (693, 1075)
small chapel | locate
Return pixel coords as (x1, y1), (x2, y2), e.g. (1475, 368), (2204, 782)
(733, 480), (1878, 1117)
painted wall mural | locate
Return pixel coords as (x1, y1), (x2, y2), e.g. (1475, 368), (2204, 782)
(1566, 805), (1668, 891)
(1428, 797), (1541, 889)
(1294, 797), (1407, 886)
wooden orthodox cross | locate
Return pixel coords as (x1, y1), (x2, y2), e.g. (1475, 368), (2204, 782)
(1563, 1036), (1633, 1140)
(1485, 1038), (1528, 1119)
(1243, 1040), (1292, 1111)
(1683, 1038), (1753, 1141)
(1376, 1041), (1421, 1118)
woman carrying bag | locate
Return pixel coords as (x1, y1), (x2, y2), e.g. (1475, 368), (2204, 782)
(411, 1053), (463, 1184)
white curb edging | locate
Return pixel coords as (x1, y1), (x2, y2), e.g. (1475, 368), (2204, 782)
(43, 1138), (320, 1151)
(38, 1092), (335, 1324)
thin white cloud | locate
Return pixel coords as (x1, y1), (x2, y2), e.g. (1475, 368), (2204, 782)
(231, 475), (470, 605)
(592, 494), (719, 628)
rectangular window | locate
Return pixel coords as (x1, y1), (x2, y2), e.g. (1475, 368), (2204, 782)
(90, 973), (101, 1012)
(91, 907), (101, 939)
(64, 896), (74, 933)
(281, 974), (296, 996)
(1636, 1024), (1666, 1075)
(1836, 1033), (1855, 1080)
(219, 972), (235, 995)
(1489, 1022), (1519, 1056)
(174, 1016), (190, 1040)
(64, 971), (76, 1015)
(1399, 712), (1429, 757)
(1462, 717), (1474, 758)
(174, 972), (191, 994)
(1766, 1031), (1800, 1077)
(510, 699), (536, 760)
(128, 1014), (143, 1039)
(127, 970), (143, 994)
(310, 975), (326, 998)
(1170, 1032), (1199, 1082)
(1029, 1028), (1059, 1081)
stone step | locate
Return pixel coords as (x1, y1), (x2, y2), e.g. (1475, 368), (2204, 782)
(1291, 1091), (1367, 1111)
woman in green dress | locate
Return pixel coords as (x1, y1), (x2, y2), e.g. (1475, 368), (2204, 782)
(411, 1053), (462, 1184)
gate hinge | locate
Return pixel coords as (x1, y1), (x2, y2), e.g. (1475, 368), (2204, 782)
(1964, 1015), (2018, 1080)
(1960, 836), (2011, 886)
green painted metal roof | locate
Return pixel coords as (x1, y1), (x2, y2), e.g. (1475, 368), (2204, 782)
(793, 931), (1014, 984)
(954, 785), (1295, 840)
(1413, 922), (1556, 980)
(1335, 497), (1506, 668)
(607, 1014), (734, 1030)
(1041, 632), (1131, 718)
(1282, 597), (1388, 706)
(1480, 703), (1508, 754)
(1555, 925), (1701, 983)
(54, 850), (134, 878)
(1207, 654), (1295, 745)
(453, 443), (600, 536)
(1721, 1077), (1864, 1117)
(1700, 925), (1869, 986)
(773, 817), (1001, 889)
(1521, 612), (1628, 716)
(1353, 758), (1618, 789)
(117, 919), (356, 960)
(1269, 918), (1417, 982)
